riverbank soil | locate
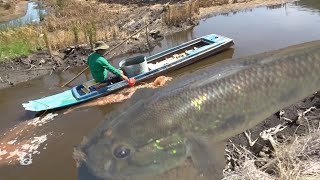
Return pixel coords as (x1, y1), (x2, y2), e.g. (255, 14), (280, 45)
(0, 0), (294, 89)
(224, 93), (320, 179)
(0, 0), (28, 23)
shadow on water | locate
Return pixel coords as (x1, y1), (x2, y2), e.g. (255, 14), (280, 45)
(0, 1), (320, 180)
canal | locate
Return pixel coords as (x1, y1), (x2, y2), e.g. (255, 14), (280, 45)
(0, 2), (45, 29)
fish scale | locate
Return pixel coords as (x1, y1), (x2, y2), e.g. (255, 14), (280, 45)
(77, 41), (320, 180)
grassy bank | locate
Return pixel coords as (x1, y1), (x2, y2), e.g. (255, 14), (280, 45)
(0, 26), (43, 61)
(0, 0), (204, 61)
(0, 0), (276, 61)
(0, 23), (128, 60)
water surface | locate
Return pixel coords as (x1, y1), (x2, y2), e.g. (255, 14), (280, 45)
(0, 2), (45, 29)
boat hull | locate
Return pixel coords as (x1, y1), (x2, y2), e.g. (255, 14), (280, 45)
(22, 34), (234, 111)
(23, 90), (78, 111)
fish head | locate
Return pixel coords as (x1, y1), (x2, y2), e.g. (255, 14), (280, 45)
(76, 100), (187, 179)
(78, 129), (187, 179)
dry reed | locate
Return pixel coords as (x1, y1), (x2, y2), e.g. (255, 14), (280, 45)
(162, 0), (200, 26)
(43, 30), (52, 57)
(1, 0), (242, 59)
(275, 128), (320, 180)
(38, 0), (131, 49)
(223, 128), (320, 180)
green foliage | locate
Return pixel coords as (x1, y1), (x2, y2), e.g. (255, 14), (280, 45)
(162, 0), (200, 26)
(0, 41), (32, 61)
(0, 26), (43, 61)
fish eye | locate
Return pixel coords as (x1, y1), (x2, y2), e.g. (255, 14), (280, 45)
(113, 145), (131, 159)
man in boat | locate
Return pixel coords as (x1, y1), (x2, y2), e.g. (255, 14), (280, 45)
(87, 41), (129, 89)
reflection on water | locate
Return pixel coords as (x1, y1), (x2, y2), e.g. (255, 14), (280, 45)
(0, 2), (46, 29)
(266, 3), (287, 10)
(0, 0), (320, 180)
(193, 1), (320, 58)
(163, 28), (195, 47)
(297, 0), (320, 12)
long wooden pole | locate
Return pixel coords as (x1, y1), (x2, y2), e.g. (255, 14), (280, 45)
(61, 22), (152, 87)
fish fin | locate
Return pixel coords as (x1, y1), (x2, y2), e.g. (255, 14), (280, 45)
(186, 135), (225, 180)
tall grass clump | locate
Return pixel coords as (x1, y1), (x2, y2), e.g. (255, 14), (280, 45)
(72, 24), (80, 44)
(85, 22), (97, 49)
(38, 0), (128, 48)
(163, 0), (200, 26)
(43, 30), (52, 57)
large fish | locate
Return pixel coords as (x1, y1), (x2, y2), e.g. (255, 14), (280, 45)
(74, 41), (320, 180)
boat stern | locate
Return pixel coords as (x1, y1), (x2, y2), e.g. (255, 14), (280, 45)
(202, 34), (234, 45)
(22, 90), (78, 112)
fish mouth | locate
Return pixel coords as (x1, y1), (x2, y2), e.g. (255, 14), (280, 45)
(79, 159), (122, 180)
(84, 157), (166, 179)
(77, 163), (106, 180)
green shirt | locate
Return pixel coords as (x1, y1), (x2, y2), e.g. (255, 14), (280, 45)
(87, 52), (121, 83)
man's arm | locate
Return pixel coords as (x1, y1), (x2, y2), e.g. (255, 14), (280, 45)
(99, 58), (128, 80)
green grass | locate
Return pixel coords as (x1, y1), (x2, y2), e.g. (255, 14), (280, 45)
(0, 41), (35, 61)
(0, 26), (43, 61)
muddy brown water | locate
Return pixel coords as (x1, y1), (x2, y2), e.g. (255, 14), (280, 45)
(0, 1), (320, 180)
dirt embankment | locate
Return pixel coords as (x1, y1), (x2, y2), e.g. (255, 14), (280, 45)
(0, 0), (294, 90)
(223, 93), (320, 179)
(0, 0), (28, 23)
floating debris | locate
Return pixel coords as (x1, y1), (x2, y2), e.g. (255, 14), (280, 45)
(0, 113), (58, 166)
(7, 139), (17, 145)
(27, 113), (58, 126)
(17, 135), (48, 166)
